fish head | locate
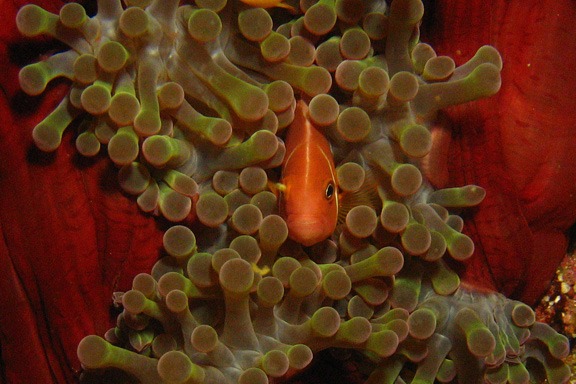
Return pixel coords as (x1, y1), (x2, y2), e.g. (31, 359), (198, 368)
(281, 160), (338, 247)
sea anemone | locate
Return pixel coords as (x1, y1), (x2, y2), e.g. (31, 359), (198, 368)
(2, 0), (575, 383)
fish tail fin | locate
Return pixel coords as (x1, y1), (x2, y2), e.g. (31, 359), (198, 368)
(338, 169), (382, 225)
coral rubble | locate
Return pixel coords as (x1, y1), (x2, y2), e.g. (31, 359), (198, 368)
(14, 0), (572, 383)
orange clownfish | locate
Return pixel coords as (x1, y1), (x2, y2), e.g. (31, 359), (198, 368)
(239, 0), (295, 11)
(275, 100), (380, 247)
(278, 100), (339, 246)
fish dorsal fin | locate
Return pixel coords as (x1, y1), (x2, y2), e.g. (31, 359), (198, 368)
(338, 168), (382, 225)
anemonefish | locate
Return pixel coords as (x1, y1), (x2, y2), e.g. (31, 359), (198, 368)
(238, 0), (295, 11)
(274, 100), (381, 246)
(278, 100), (339, 246)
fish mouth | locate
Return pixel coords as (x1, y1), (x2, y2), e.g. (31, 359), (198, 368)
(285, 216), (334, 247)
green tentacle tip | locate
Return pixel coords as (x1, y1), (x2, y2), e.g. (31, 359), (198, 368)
(238, 8), (272, 42)
(345, 205), (378, 238)
(19, 63), (50, 96)
(362, 12), (387, 40)
(309, 94), (339, 126)
(196, 193), (228, 227)
(81, 83), (112, 115)
(366, 330), (399, 357)
(311, 307), (341, 337)
(109, 92), (140, 126)
(120, 7), (149, 37)
(264, 80), (294, 112)
(468, 62), (502, 97)
(436, 359), (456, 383)
(239, 368), (268, 384)
(266, 62), (332, 97)
(511, 303), (535, 327)
(423, 56), (455, 82)
(76, 131), (101, 157)
(428, 185), (486, 207)
(475, 45), (503, 70)
(389, 71), (419, 102)
(134, 108), (162, 136)
(304, 0), (337, 36)
(380, 201), (409, 233)
(340, 28), (371, 60)
(389, 0), (424, 24)
(221, 130), (278, 167)
(16, 4), (56, 37)
(73, 54), (98, 84)
(391, 163), (422, 196)
(336, 316), (371, 344)
(97, 41), (129, 73)
(261, 32), (290, 62)
(164, 225), (197, 259)
(401, 222), (431, 255)
(163, 170), (198, 198)
(158, 183), (192, 222)
(287, 344), (313, 370)
(59, 2), (87, 29)
(407, 308), (436, 340)
(445, 231), (475, 261)
(188, 9), (222, 43)
(234, 86), (270, 122)
(142, 135), (188, 167)
(485, 364), (509, 384)
(195, 0), (227, 12)
(455, 308), (495, 357)
(219, 258), (254, 293)
(108, 127), (139, 165)
(358, 66), (390, 98)
(77, 335), (115, 369)
(398, 124), (432, 158)
(118, 162), (151, 195)
(32, 123), (63, 152)
(337, 106), (371, 142)
(430, 261), (460, 296)
(507, 363), (529, 384)
(261, 350), (290, 377)
(32, 99), (75, 152)
(301, 66), (333, 97)
(158, 350), (205, 384)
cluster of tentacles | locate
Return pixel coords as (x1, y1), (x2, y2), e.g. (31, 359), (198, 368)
(15, 0), (571, 383)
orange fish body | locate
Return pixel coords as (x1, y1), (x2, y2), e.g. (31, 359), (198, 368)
(280, 100), (338, 246)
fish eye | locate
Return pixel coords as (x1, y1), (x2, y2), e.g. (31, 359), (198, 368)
(325, 182), (335, 200)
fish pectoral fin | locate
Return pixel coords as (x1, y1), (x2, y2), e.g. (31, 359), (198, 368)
(275, 1), (296, 11)
(338, 169), (382, 225)
(268, 181), (287, 197)
(252, 263), (271, 276)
